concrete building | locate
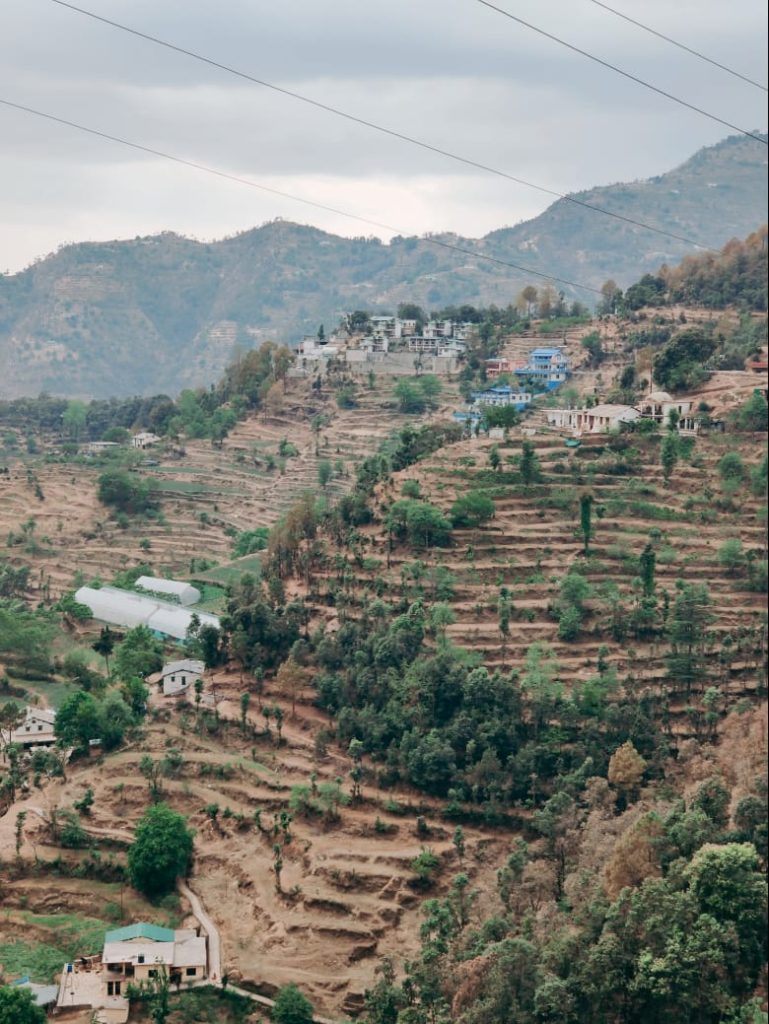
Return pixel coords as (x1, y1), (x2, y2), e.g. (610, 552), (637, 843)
(471, 385), (532, 410)
(1, 707), (56, 750)
(546, 403), (640, 434)
(130, 432), (161, 450)
(135, 576), (201, 607)
(74, 586), (220, 642)
(515, 347), (570, 389)
(157, 659), (205, 697)
(485, 357), (513, 379)
(58, 923), (207, 1023)
(637, 390), (693, 425)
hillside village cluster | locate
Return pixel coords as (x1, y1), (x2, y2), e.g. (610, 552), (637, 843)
(1, 293), (767, 1023)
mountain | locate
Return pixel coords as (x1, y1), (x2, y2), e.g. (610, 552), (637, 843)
(1, 132), (766, 399)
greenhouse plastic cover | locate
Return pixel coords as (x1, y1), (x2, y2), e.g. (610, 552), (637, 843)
(75, 586), (220, 640)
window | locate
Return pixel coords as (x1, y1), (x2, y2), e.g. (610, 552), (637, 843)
(107, 982), (114, 996)
(186, 967), (196, 976)
(138, 955), (145, 964)
(125, 966), (134, 977)
(148, 969), (157, 978)
(38, 725), (43, 731)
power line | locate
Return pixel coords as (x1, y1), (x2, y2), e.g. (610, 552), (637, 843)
(588, 0), (767, 93)
(476, 0), (768, 145)
(0, 97), (604, 294)
(46, 0), (720, 252)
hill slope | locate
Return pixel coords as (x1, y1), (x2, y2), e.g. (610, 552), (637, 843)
(1, 133), (766, 399)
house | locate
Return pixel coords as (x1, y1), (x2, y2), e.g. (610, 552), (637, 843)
(81, 441), (120, 456)
(485, 358), (512, 379)
(9, 978), (58, 1011)
(1, 707), (56, 750)
(546, 403), (640, 434)
(74, 586), (220, 642)
(515, 347), (570, 389)
(157, 659), (205, 697)
(471, 385), (532, 410)
(135, 576), (201, 607)
(130, 432), (161, 450)
(57, 923), (208, 1023)
(638, 389), (692, 425)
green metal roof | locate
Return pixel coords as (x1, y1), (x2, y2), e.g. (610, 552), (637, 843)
(104, 922), (175, 944)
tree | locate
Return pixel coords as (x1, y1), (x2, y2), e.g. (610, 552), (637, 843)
(55, 690), (101, 749)
(92, 626), (115, 674)
(0, 986), (46, 1024)
(97, 470), (159, 516)
(113, 626), (163, 681)
(62, 399), (88, 441)
(666, 582), (712, 696)
(275, 659), (310, 717)
(127, 802), (193, 899)
(239, 691), (251, 732)
(318, 460), (332, 489)
(607, 740), (646, 803)
(639, 543), (656, 597)
(718, 451), (745, 485)
(272, 983), (314, 1024)
(579, 492), (593, 554)
(599, 278), (621, 315)
(733, 391), (768, 432)
(660, 432), (678, 485)
(488, 444), (501, 472)
(717, 538), (746, 574)
(450, 491), (495, 528)
(519, 441), (541, 487)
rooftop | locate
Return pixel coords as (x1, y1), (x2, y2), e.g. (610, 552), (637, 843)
(104, 923), (175, 944)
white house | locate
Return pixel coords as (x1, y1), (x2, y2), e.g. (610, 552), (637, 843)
(135, 576), (201, 607)
(2, 707), (56, 750)
(158, 659), (205, 697)
(131, 432), (161, 450)
(58, 923), (208, 1023)
(637, 390), (694, 428)
(546, 403), (640, 434)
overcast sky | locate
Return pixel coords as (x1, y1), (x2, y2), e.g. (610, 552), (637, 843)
(1, 0), (767, 273)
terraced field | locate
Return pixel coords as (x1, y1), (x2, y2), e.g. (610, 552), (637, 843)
(0, 375), (457, 600)
(298, 426), (767, 737)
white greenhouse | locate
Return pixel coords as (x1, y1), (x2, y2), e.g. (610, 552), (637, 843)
(74, 586), (220, 641)
(134, 575), (201, 606)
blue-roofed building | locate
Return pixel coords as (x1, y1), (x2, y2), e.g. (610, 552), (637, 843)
(515, 346), (570, 390)
(471, 385), (532, 411)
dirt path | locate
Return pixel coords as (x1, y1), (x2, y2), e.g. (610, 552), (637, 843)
(178, 880), (221, 982)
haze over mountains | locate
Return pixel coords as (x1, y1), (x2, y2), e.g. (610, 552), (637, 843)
(2, 132), (766, 400)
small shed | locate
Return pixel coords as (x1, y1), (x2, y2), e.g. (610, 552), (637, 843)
(158, 659), (205, 697)
(135, 576), (201, 607)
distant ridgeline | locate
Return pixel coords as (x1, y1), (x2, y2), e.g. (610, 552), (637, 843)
(0, 132), (765, 398)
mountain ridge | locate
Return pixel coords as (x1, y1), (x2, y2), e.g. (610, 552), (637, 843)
(2, 132), (766, 399)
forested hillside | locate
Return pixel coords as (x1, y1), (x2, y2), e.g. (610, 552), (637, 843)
(0, 133), (765, 399)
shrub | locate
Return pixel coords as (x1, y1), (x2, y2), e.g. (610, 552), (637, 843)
(97, 470), (159, 516)
(450, 491), (495, 528)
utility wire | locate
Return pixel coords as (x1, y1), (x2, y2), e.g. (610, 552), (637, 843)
(46, 0), (719, 252)
(476, 0), (767, 145)
(588, 0), (767, 93)
(0, 97), (605, 294)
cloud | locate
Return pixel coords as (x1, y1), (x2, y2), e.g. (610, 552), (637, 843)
(0, 0), (766, 271)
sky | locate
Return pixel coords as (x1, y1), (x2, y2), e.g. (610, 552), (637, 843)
(1, 0), (767, 273)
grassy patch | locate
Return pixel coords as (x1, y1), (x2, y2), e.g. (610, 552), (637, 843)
(192, 555), (263, 587)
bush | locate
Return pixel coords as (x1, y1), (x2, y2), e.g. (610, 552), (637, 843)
(450, 491), (495, 528)
(387, 500), (451, 548)
(718, 452), (745, 484)
(717, 539), (745, 574)
(272, 983), (314, 1024)
(732, 391), (768, 432)
(97, 470), (159, 516)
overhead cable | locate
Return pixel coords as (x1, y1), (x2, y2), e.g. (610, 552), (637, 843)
(588, 0), (767, 93)
(47, 0), (720, 252)
(0, 97), (605, 294)
(476, 0), (768, 145)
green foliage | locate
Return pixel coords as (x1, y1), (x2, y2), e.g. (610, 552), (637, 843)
(394, 376), (443, 413)
(450, 491), (495, 528)
(733, 391), (769, 432)
(386, 500), (451, 549)
(653, 327), (718, 392)
(128, 802), (193, 899)
(0, 985), (46, 1023)
(97, 470), (159, 516)
(113, 625), (163, 682)
(272, 983), (314, 1024)
(718, 451), (746, 483)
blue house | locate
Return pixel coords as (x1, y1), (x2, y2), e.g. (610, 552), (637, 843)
(471, 385), (532, 411)
(515, 347), (570, 390)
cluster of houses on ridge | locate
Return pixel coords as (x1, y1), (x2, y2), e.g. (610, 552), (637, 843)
(546, 390), (704, 437)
